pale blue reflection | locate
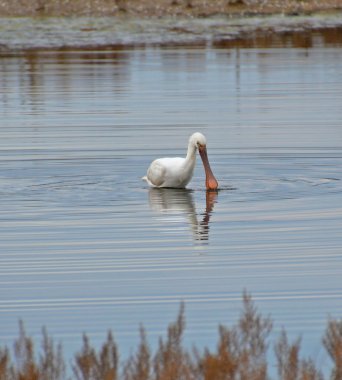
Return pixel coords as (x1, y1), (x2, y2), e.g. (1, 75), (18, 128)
(147, 188), (218, 243)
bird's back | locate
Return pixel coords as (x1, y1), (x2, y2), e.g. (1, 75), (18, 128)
(145, 157), (193, 188)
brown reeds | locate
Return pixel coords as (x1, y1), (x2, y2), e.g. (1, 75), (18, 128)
(1, 293), (342, 380)
(0, 320), (65, 380)
(73, 331), (118, 380)
(323, 319), (342, 380)
(197, 292), (272, 380)
(275, 330), (323, 380)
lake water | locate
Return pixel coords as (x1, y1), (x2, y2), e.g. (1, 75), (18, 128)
(1, 29), (342, 373)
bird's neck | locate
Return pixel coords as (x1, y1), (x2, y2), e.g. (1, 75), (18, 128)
(184, 142), (197, 169)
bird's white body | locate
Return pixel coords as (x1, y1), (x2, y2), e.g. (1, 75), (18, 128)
(143, 132), (218, 190)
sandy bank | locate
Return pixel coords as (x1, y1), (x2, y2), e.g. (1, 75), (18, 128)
(1, 0), (342, 18)
(1, 1), (342, 49)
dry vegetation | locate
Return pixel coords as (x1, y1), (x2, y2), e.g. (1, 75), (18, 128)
(0, 0), (342, 17)
(1, 293), (342, 380)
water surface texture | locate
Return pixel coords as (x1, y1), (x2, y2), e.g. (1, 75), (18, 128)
(1, 34), (342, 370)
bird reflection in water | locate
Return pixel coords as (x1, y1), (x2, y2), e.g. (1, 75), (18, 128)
(147, 188), (218, 243)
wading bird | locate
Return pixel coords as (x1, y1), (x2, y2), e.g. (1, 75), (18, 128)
(142, 132), (218, 190)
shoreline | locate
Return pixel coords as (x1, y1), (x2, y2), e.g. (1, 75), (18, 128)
(1, 13), (342, 50)
(0, 1), (342, 50)
(1, 0), (342, 18)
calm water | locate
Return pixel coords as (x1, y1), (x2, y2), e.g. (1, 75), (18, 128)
(1, 32), (342, 372)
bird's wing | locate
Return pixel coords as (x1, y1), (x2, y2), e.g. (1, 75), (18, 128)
(146, 159), (168, 187)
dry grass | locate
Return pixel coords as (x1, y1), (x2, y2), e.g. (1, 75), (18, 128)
(275, 330), (323, 380)
(323, 319), (342, 380)
(1, 292), (342, 380)
(0, 321), (65, 380)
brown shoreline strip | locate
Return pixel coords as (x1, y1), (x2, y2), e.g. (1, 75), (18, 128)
(0, 0), (342, 17)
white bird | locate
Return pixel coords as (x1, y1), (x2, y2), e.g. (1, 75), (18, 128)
(142, 132), (218, 190)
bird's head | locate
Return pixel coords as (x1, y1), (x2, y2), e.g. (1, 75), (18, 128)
(189, 132), (218, 190)
(190, 132), (207, 150)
